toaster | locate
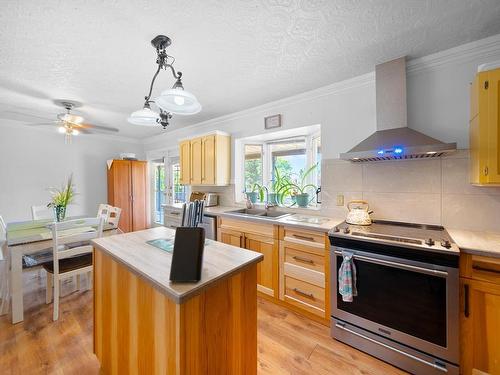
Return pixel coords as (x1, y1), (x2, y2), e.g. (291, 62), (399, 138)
(204, 193), (218, 207)
(189, 192), (218, 207)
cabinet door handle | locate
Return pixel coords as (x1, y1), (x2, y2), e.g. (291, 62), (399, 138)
(292, 256), (314, 264)
(293, 288), (315, 299)
(464, 284), (469, 318)
(292, 234), (315, 242)
(472, 265), (500, 275)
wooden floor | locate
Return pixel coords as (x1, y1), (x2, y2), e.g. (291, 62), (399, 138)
(0, 270), (406, 374)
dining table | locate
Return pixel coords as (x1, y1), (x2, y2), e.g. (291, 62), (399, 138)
(0, 217), (118, 324)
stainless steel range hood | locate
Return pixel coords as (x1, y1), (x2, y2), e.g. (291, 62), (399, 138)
(340, 57), (456, 162)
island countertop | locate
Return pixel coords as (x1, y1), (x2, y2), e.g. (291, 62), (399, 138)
(91, 226), (263, 303)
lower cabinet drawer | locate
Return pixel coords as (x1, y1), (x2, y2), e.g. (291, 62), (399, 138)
(164, 218), (181, 229)
(284, 246), (325, 274)
(284, 276), (325, 315)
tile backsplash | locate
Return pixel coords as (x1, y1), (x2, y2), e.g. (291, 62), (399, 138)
(190, 184), (236, 207)
(320, 150), (500, 232)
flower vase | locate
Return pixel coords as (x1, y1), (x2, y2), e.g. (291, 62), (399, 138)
(54, 205), (67, 222)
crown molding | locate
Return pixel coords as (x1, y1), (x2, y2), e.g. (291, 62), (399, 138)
(141, 72), (375, 145)
(142, 32), (500, 146)
(407, 33), (500, 74)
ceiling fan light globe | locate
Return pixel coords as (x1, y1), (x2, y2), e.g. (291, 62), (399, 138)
(58, 113), (84, 124)
(155, 89), (201, 115)
(71, 129), (79, 135)
(58, 126), (66, 134)
(127, 107), (160, 126)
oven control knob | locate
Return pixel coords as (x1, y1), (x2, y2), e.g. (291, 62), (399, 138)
(441, 240), (451, 249)
(425, 238), (435, 246)
(333, 226), (340, 232)
(343, 227), (350, 234)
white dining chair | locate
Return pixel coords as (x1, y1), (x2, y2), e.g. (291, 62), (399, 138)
(97, 204), (122, 230)
(31, 205), (55, 220)
(0, 215), (7, 314)
(44, 217), (104, 321)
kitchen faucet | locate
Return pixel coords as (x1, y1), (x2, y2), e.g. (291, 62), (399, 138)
(262, 186), (277, 210)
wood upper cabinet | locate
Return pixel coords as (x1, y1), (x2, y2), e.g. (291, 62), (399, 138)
(179, 140), (191, 185)
(107, 160), (148, 233)
(470, 67), (500, 185)
(460, 254), (500, 375)
(190, 137), (203, 185)
(202, 135), (216, 185)
(179, 132), (230, 186)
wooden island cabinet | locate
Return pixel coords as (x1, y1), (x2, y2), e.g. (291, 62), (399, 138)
(92, 227), (262, 375)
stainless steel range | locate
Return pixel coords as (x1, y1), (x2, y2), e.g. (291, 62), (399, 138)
(329, 220), (460, 375)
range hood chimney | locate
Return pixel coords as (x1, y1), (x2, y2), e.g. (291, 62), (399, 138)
(340, 57), (456, 162)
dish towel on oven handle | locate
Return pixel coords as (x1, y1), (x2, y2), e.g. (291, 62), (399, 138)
(338, 251), (358, 302)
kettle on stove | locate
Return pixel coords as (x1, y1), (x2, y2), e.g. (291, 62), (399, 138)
(346, 200), (373, 226)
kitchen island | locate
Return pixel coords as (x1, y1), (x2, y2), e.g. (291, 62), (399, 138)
(91, 226), (263, 375)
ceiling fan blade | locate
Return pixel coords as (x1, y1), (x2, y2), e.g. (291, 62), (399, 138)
(25, 122), (58, 126)
(76, 122), (120, 133)
(0, 110), (53, 123)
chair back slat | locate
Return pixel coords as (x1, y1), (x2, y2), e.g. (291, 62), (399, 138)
(31, 205), (54, 220)
(0, 215), (6, 239)
(97, 204), (122, 228)
(58, 244), (93, 259)
(50, 217), (104, 265)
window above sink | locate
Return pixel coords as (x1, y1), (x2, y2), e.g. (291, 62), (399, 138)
(234, 125), (321, 209)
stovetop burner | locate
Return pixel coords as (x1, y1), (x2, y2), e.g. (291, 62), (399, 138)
(329, 219), (458, 254)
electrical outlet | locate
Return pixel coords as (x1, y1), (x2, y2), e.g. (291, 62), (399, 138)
(336, 194), (344, 206)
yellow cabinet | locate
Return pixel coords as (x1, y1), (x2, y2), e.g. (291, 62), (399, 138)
(470, 68), (500, 185)
(460, 254), (500, 374)
(202, 135), (216, 185)
(190, 137), (203, 185)
(179, 140), (191, 185)
(178, 132), (230, 186)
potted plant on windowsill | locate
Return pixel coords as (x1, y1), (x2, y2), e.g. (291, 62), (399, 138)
(268, 167), (290, 206)
(47, 174), (76, 222)
(286, 163), (319, 208)
(245, 183), (263, 204)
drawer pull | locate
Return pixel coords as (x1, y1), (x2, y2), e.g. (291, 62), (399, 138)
(293, 288), (315, 299)
(292, 234), (315, 242)
(472, 265), (500, 275)
(292, 256), (314, 264)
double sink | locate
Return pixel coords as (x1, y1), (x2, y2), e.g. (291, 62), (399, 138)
(225, 208), (291, 220)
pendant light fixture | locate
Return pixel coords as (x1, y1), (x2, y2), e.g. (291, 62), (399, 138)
(128, 35), (201, 129)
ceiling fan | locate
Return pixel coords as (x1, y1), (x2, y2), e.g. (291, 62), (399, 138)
(0, 99), (119, 143)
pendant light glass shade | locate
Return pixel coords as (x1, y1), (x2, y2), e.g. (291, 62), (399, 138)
(127, 107), (159, 126)
(155, 88), (201, 115)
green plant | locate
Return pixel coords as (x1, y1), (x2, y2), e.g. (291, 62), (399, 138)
(47, 174), (76, 208)
(281, 163), (319, 206)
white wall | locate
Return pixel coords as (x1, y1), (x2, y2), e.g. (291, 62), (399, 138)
(140, 34), (500, 232)
(144, 34), (500, 159)
(0, 124), (143, 222)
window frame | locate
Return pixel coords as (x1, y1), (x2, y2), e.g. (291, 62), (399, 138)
(237, 132), (321, 206)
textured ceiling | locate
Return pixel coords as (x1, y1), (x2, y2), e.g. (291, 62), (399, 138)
(1, 0), (500, 139)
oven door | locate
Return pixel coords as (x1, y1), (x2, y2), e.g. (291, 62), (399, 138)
(332, 246), (459, 364)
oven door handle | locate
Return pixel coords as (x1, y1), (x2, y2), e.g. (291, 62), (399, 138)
(333, 250), (448, 278)
(335, 323), (449, 372)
